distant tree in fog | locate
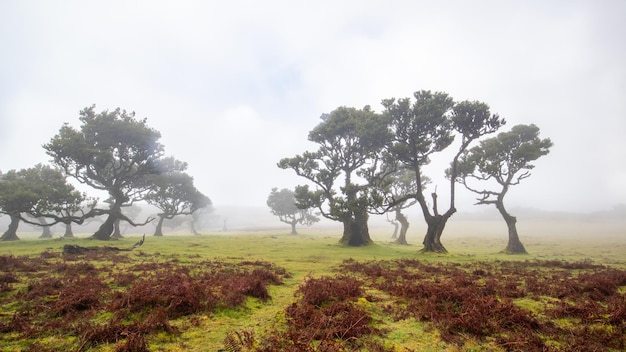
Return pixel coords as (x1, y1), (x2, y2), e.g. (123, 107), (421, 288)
(267, 187), (319, 234)
(44, 105), (185, 240)
(453, 124), (553, 254)
(370, 167), (422, 245)
(145, 170), (212, 236)
(109, 203), (143, 239)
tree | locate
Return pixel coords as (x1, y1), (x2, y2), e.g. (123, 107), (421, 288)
(267, 187), (320, 234)
(144, 171), (212, 236)
(186, 206), (215, 235)
(371, 167), (421, 245)
(109, 203), (144, 239)
(36, 217), (54, 239)
(44, 105), (184, 240)
(0, 164), (87, 241)
(278, 106), (390, 246)
(454, 124), (553, 254)
(384, 91), (504, 252)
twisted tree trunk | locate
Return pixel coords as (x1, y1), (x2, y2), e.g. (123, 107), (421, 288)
(1, 214), (21, 241)
(38, 217), (53, 239)
(395, 210), (409, 245)
(497, 202), (527, 254)
(63, 223), (74, 238)
(339, 210), (372, 246)
(153, 216), (165, 236)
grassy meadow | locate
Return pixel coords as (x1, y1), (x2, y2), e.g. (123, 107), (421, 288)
(1, 219), (625, 351)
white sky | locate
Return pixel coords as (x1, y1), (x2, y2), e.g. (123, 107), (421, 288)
(1, 0), (625, 213)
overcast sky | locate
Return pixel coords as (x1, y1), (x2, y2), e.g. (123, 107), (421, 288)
(1, 0), (624, 214)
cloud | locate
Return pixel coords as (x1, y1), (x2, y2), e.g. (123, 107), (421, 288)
(1, 0), (624, 212)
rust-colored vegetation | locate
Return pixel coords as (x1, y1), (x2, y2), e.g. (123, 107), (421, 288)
(0, 251), (290, 351)
(2, 248), (626, 351)
(341, 258), (626, 351)
(227, 259), (626, 351)
(227, 275), (390, 352)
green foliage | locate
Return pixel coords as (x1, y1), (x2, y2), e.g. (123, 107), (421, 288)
(44, 105), (168, 200)
(0, 164), (88, 224)
(43, 105), (190, 239)
(456, 124), (553, 204)
(1, 165), (73, 214)
(383, 90), (456, 166)
(145, 171), (211, 218)
(278, 106), (391, 245)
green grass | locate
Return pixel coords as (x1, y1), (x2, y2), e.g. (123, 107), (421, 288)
(1, 224), (625, 351)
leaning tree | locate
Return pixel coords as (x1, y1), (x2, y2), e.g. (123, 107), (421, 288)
(0, 164), (88, 241)
(278, 106), (391, 246)
(267, 187), (319, 235)
(44, 105), (185, 240)
(383, 91), (505, 252)
(144, 169), (212, 236)
(454, 124), (553, 254)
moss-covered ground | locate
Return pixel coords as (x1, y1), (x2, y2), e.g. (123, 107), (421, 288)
(1, 223), (624, 351)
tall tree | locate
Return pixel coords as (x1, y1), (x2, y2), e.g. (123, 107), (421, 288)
(44, 105), (184, 240)
(278, 106), (390, 246)
(0, 164), (87, 241)
(144, 171), (212, 236)
(384, 91), (504, 252)
(267, 187), (319, 234)
(454, 124), (553, 254)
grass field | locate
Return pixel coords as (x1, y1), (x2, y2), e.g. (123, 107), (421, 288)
(1, 219), (625, 351)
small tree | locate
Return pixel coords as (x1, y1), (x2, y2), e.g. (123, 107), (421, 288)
(145, 171), (212, 236)
(267, 187), (319, 234)
(0, 164), (87, 241)
(454, 124), (553, 254)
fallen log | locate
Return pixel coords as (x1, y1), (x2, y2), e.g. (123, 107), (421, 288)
(62, 234), (145, 255)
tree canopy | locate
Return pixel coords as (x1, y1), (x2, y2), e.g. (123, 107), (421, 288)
(0, 164), (88, 241)
(44, 105), (186, 240)
(145, 170), (212, 236)
(278, 106), (391, 246)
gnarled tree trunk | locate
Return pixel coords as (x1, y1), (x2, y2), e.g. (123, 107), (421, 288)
(63, 223), (74, 238)
(395, 210), (409, 245)
(390, 221), (399, 239)
(497, 203), (527, 254)
(422, 215), (449, 253)
(153, 216), (165, 236)
(420, 191), (455, 253)
(290, 221), (298, 235)
(37, 217), (53, 239)
(1, 214), (21, 241)
(339, 210), (372, 246)
(111, 219), (124, 239)
(92, 213), (116, 240)
(190, 220), (199, 235)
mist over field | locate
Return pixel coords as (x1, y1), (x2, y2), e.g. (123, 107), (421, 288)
(3, 204), (623, 245)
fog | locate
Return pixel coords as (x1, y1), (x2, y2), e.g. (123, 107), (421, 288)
(3, 202), (624, 242)
(1, 1), (625, 217)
